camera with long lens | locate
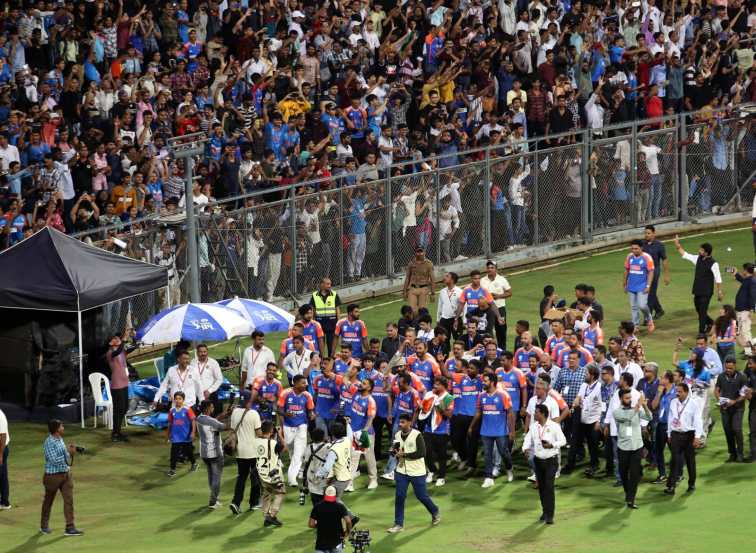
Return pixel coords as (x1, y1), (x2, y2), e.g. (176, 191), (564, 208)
(257, 399), (276, 421)
(349, 529), (371, 553)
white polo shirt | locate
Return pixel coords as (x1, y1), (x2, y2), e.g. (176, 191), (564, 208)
(241, 345), (277, 388)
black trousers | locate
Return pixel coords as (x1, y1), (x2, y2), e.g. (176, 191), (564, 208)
(425, 433), (449, 478)
(372, 416), (390, 459)
(169, 442), (195, 470)
(567, 421), (600, 469)
(668, 431), (696, 489)
(111, 387), (129, 437)
(618, 447), (642, 504)
(655, 422), (669, 476)
(693, 294), (713, 334)
(648, 275), (663, 314)
(232, 458), (261, 508)
(534, 456), (558, 521)
(495, 306), (507, 351)
(321, 324), (336, 357)
(438, 317), (462, 340)
(721, 407), (745, 458)
(451, 415), (477, 466)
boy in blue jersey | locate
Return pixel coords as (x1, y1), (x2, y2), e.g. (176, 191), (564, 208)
(167, 392), (197, 476)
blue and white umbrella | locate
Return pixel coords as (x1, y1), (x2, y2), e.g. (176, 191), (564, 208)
(216, 297), (294, 333)
(136, 303), (253, 344)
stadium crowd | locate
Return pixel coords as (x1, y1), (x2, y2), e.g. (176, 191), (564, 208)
(0, 0), (754, 264)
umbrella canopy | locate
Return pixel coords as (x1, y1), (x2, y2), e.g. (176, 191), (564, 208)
(136, 303), (253, 344)
(216, 297), (294, 333)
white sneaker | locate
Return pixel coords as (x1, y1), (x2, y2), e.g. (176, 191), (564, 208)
(507, 469), (514, 482)
(381, 471), (395, 481)
(492, 467), (501, 478)
(387, 525), (404, 534)
(0, 504), (11, 511)
(481, 478), (495, 488)
(426, 472), (434, 484)
(367, 479), (378, 490)
(451, 452), (460, 463)
(435, 478), (446, 487)
(352, 470), (361, 479)
(209, 501), (221, 510)
(345, 483), (354, 492)
(555, 470), (561, 479)
(527, 473), (537, 482)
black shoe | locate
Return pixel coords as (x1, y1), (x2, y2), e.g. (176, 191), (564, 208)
(626, 502), (639, 509)
(263, 517), (273, 527)
(268, 517), (283, 527)
(664, 487), (675, 495)
(39, 527), (52, 535)
(686, 485), (696, 494)
(726, 455), (737, 463)
(351, 515), (360, 527)
(654, 309), (665, 320)
(64, 527), (83, 537)
(744, 457), (754, 463)
(539, 513), (546, 522)
(229, 503), (240, 515)
(544, 518), (554, 525)
(652, 476), (667, 484)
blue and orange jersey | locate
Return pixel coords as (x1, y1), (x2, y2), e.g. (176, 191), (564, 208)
(278, 389), (314, 427)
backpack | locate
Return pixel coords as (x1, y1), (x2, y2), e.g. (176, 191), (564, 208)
(222, 408), (249, 456)
(303, 442), (329, 491)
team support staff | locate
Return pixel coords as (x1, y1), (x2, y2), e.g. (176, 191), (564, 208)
(665, 382), (704, 495)
(522, 403), (566, 524)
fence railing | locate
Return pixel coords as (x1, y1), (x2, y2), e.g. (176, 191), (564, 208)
(73, 105), (756, 308)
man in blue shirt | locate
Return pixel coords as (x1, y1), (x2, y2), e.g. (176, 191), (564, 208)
(651, 370), (678, 484)
(623, 239), (655, 332)
(470, 372), (515, 488)
(41, 419), (82, 536)
(346, 188), (367, 281)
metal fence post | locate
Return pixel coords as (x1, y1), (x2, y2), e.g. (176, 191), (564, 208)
(385, 172), (393, 278)
(533, 147), (539, 246)
(680, 115), (689, 223)
(184, 156), (201, 303)
(484, 148), (492, 257)
(434, 169), (441, 265)
(581, 132), (592, 243)
(630, 121), (638, 228)
(289, 191), (297, 300)
(338, 186), (345, 287)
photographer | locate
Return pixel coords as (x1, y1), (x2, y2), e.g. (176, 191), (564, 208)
(40, 419), (83, 537)
(255, 420), (287, 528)
(308, 485), (352, 553)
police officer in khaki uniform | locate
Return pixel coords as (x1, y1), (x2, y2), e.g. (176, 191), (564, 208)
(403, 247), (435, 315)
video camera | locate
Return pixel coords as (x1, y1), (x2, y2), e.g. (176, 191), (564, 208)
(349, 529), (371, 553)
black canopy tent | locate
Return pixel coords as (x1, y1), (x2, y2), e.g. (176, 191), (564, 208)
(0, 227), (168, 426)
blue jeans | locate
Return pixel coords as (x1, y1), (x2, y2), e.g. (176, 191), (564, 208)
(511, 204), (528, 244)
(394, 471), (438, 526)
(628, 290), (652, 326)
(650, 174), (662, 218)
(482, 435), (512, 478)
(347, 233), (366, 278)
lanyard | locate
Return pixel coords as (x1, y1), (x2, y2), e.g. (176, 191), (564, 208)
(584, 381), (599, 398)
(293, 351), (307, 373)
(537, 423), (547, 441)
(197, 360), (207, 376)
(177, 367), (189, 388)
(250, 347), (263, 368)
(675, 398), (689, 420)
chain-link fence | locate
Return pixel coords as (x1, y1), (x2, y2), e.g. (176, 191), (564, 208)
(66, 106), (755, 324)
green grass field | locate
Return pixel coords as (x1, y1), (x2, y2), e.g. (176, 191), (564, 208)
(2, 226), (756, 553)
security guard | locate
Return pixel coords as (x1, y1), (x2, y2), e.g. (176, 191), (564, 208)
(403, 247), (435, 315)
(310, 277), (342, 357)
